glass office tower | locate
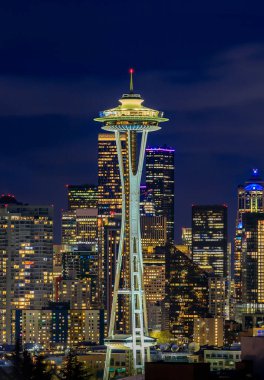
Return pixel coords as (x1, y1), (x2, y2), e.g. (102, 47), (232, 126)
(192, 205), (228, 277)
(98, 133), (127, 216)
(146, 146), (175, 245)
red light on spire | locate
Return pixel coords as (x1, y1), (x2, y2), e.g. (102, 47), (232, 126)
(129, 68), (134, 93)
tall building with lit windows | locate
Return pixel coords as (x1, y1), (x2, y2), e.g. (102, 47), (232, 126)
(146, 146), (175, 244)
(61, 208), (98, 245)
(0, 195), (53, 344)
(192, 205), (228, 278)
(241, 213), (264, 310)
(182, 227), (192, 253)
(140, 215), (167, 255)
(235, 169), (264, 301)
(97, 215), (121, 327)
(144, 252), (166, 330)
(140, 186), (156, 216)
(98, 133), (127, 216)
(67, 184), (98, 210)
(167, 246), (209, 343)
(194, 317), (224, 347)
(61, 243), (99, 307)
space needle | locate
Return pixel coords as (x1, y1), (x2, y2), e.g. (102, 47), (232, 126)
(95, 70), (168, 379)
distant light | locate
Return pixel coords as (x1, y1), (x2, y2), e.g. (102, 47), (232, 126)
(146, 147), (175, 152)
(129, 68), (134, 74)
(253, 168), (259, 176)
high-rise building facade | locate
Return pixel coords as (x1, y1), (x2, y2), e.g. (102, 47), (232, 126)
(58, 243), (99, 307)
(61, 208), (98, 246)
(194, 317), (224, 347)
(67, 184), (98, 210)
(58, 279), (91, 309)
(146, 146), (175, 245)
(241, 213), (264, 309)
(235, 169), (264, 301)
(15, 304), (104, 349)
(140, 215), (167, 255)
(98, 133), (127, 216)
(0, 195), (53, 344)
(208, 277), (226, 317)
(61, 210), (76, 245)
(140, 186), (156, 216)
(192, 205), (228, 278)
(144, 252), (166, 331)
(167, 247), (209, 343)
(97, 215), (121, 326)
(182, 227), (192, 253)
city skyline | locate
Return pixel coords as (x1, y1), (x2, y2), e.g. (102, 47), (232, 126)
(2, 148), (263, 243)
(1, 2), (263, 244)
(2, 2), (264, 379)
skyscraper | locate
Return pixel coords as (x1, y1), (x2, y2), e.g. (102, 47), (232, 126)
(67, 184), (98, 210)
(241, 213), (264, 310)
(97, 215), (121, 328)
(192, 205), (228, 278)
(182, 227), (192, 253)
(235, 169), (264, 301)
(61, 210), (76, 245)
(98, 133), (127, 216)
(95, 71), (168, 378)
(61, 244), (99, 307)
(140, 215), (167, 255)
(146, 146), (175, 244)
(167, 246), (209, 343)
(0, 195), (53, 344)
(61, 208), (98, 245)
(144, 251), (166, 331)
(140, 186), (156, 216)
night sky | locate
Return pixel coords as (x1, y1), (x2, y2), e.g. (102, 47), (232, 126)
(1, 1), (264, 243)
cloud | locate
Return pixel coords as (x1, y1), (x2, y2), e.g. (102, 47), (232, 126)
(142, 44), (264, 112)
(1, 43), (264, 121)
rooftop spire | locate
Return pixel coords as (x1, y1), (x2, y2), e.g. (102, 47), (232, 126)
(129, 68), (134, 93)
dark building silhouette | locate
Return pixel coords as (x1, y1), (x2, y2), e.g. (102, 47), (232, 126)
(167, 247), (209, 342)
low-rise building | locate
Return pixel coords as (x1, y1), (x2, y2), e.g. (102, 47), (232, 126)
(204, 349), (241, 371)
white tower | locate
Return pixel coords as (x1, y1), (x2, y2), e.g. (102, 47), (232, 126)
(95, 70), (168, 379)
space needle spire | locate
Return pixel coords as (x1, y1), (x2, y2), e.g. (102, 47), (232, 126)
(95, 70), (168, 379)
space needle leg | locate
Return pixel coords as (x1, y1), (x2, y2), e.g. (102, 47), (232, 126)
(103, 131), (126, 380)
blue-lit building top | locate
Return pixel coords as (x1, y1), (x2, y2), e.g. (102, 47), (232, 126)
(238, 169), (264, 215)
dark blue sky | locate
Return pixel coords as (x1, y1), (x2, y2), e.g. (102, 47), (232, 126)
(0, 0), (264, 242)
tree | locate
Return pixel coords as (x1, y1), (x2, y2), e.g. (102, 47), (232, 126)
(32, 355), (52, 380)
(21, 350), (34, 380)
(11, 344), (34, 380)
(150, 330), (174, 344)
(61, 350), (91, 380)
